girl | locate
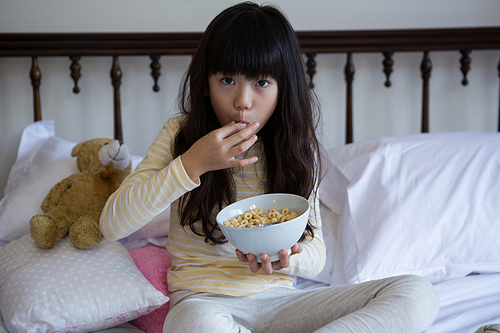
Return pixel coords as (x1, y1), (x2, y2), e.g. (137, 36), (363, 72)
(100, 2), (439, 332)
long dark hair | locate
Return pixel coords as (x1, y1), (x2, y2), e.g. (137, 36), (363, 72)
(174, 2), (322, 244)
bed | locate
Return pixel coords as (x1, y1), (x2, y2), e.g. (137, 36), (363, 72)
(1, 27), (500, 333)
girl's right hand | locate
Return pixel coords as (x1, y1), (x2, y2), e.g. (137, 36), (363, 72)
(235, 243), (303, 275)
(181, 121), (260, 181)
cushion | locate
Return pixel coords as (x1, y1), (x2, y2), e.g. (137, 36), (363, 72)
(0, 234), (169, 333)
(129, 246), (172, 333)
(324, 132), (500, 285)
(0, 120), (170, 244)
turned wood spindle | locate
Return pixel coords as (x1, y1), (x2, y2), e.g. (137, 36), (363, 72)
(30, 56), (42, 121)
(69, 56), (82, 94)
(420, 51), (432, 133)
(110, 56), (123, 141)
(150, 55), (161, 92)
(382, 51), (394, 87)
(306, 53), (317, 89)
(459, 50), (471, 86)
(344, 52), (355, 144)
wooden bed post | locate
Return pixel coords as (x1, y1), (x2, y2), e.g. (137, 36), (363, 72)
(30, 56), (42, 121)
(306, 53), (317, 89)
(150, 55), (161, 92)
(420, 51), (432, 133)
(344, 52), (355, 144)
(69, 56), (82, 94)
(459, 50), (471, 86)
(110, 56), (123, 141)
(382, 52), (394, 87)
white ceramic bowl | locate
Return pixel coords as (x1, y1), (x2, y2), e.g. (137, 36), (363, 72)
(216, 193), (310, 262)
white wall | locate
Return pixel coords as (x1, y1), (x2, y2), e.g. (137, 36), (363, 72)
(1, 0), (500, 199)
(1, 0), (500, 32)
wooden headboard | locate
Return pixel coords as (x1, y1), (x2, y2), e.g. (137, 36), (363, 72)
(1, 27), (499, 144)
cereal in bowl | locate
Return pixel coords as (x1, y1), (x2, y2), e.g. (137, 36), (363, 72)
(223, 207), (299, 228)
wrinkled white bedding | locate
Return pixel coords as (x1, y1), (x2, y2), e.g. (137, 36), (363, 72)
(2, 274), (496, 333)
(2, 123), (500, 332)
(428, 273), (500, 333)
(295, 274), (500, 333)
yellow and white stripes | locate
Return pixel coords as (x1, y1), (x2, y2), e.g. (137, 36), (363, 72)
(100, 117), (199, 241)
(100, 115), (326, 296)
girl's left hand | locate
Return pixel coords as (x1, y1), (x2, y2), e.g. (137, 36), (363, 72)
(235, 243), (302, 275)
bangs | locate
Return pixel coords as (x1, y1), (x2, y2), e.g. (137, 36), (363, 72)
(205, 10), (286, 81)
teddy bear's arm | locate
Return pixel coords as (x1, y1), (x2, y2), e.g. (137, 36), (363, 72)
(40, 174), (79, 213)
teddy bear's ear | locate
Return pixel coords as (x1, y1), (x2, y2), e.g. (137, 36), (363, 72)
(71, 141), (86, 157)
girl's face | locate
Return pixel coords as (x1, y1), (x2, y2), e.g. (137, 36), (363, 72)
(208, 73), (278, 137)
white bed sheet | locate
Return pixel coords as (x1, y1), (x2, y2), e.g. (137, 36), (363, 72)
(297, 274), (500, 333)
(1, 276), (498, 333)
(428, 273), (500, 333)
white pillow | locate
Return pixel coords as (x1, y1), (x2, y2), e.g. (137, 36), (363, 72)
(0, 120), (170, 243)
(3, 120), (56, 196)
(0, 234), (169, 333)
(327, 132), (500, 285)
(0, 122), (78, 242)
(310, 160), (349, 285)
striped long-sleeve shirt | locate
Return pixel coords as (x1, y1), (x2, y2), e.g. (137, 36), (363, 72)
(100, 116), (326, 296)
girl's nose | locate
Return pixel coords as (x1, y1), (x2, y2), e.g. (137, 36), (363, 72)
(234, 87), (252, 111)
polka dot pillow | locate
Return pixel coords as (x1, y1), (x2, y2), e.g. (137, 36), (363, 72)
(0, 234), (169, 333)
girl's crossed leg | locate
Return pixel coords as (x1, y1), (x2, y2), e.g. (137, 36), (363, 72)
(163, 274), (439, 333)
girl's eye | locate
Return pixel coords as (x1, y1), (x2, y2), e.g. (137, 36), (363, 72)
(221, 78), (235, 85)
(256, 80), (270, 88)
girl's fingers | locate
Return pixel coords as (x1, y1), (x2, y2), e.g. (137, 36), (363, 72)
(248, 254), (261, 273)
(224, 121), (260, 145)
(259, 254), (273, 275)
(278, 249), (290, 268)
(228, 135), (258, 160)
(218, 121), (249, 139)
(235, 249), (249, 262)
(183, 121), (259, 178)
(210, 122), (260, 166)
(236, 250), (263, 274)
(275, 245), (301, 270)
(291, 243), (302, 255)
(238, 248), (301, 275)
(225, 156), (258, 170)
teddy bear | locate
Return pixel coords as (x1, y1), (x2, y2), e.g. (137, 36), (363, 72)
(29, 138), (132, 250)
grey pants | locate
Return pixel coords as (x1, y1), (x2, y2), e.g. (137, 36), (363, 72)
(163, 274), (439, 333)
